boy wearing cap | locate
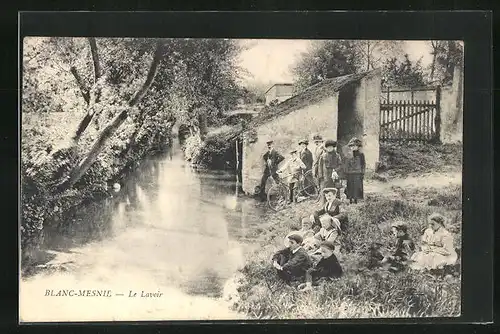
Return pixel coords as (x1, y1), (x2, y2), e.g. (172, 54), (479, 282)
(272, 234), (312, 283)
(259, 140), (285, 200)
(312, 134), (325, 178)
(278, 149), (307, 203)
(298, 241), (343, 291)
(298, 139), (314, 197)
(317, 140), (343, 197)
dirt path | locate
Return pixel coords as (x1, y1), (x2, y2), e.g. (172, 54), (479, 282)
(365, 171), (462, 198)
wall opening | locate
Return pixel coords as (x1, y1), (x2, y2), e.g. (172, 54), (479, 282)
(337, 82), (363, 158)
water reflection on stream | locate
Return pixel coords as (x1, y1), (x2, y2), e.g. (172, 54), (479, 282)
(20, 142), (265, 321)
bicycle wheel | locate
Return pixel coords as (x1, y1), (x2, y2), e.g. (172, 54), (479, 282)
(267, 183), (289, 212)
(301, 170), (319, 197)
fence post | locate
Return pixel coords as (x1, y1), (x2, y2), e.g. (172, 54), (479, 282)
(435, 86), (442, 143)
(386, 86), (390, 102)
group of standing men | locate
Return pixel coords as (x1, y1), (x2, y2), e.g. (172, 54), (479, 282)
(258, 134), (366, 204)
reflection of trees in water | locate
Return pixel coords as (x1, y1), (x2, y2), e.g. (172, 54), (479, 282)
(47, 196), (120, 249)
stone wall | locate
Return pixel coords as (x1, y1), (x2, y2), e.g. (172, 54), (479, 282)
(359, 71), (382, 172)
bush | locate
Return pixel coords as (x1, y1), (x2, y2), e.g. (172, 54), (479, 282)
(182, 132), (234, 169)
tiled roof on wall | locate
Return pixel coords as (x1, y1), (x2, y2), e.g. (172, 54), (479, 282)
(220, 69), (380, 142)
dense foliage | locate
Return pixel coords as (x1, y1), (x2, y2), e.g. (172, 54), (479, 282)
(382, 54), (427, 88)
(21, 37), (243, 264)
(291, 40), (406, 92)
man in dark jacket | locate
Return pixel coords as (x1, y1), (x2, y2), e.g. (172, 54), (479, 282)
(272, 234), (312, 283)
(299, 139), (313, 171)
(258, 140), (285, 200)
(298, 241), (343, 291)
(310, 188), (348, 230)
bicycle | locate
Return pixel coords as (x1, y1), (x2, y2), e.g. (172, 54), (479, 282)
(267, 169), (319, 212)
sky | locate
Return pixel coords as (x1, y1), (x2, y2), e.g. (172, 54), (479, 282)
(237, 39), (434, 86)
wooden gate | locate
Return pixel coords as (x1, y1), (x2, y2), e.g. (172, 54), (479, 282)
(380, 86), (441, 143)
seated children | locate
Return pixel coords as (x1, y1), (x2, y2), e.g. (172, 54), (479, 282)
(298, 241), (343, 291)
(298, 218), (316, 239)
(308, 215), (342, 260)
(272, 234), (312, 284)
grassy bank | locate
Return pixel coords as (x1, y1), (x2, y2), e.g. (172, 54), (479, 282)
(378, 142), (462, 177)
(231, 183), (462, 319)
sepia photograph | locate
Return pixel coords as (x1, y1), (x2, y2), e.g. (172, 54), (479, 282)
(20, 36), (464, 322)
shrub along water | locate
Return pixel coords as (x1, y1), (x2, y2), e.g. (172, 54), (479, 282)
(232, 185), (462, 319)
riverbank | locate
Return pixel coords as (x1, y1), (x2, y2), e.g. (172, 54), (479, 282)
(229, 143), (463, 319)
(21, 111), (173, 272)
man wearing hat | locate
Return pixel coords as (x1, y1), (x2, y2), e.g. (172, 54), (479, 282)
(272, 233), (312, 283)
(258, 140), (285, 201)
(317, 139), (343, 197)
(298, 139), (313, 171)
(298, 241), (343, 291)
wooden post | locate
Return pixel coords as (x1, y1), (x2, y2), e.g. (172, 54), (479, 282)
(386, 86), (390, 102)
(435, 86), (442, 143)
(235, 139), (240, 187)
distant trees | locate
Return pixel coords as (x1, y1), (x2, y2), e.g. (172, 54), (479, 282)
(382, 54), (426, 88)
(291, 39), (463, 91)
(291, 40), (407, 92)
(291, 40), (361, 92)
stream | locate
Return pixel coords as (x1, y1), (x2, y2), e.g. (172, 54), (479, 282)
(20, 139), (265, 322)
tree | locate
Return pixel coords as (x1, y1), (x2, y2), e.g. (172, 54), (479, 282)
(291, 40), (406, 92)
(355, 40), (406, 71)
(57, 40), (165, 191)
(382, 54), (426, 88)
(291, 40), (362, 92)
(427, 40), (463, 85)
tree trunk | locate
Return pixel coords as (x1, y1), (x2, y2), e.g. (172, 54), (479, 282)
(366, 42), (371, 71)
(57, 41), (165, 192)
(88, 37), (102, 103)
(430, 49), (437, 83)
(70, 66), (90, 104)
(71, 37), (104, 143)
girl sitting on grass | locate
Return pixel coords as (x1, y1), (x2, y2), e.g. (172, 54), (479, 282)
(380, 221), (415, 273)
(409, 213), (457, 271)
